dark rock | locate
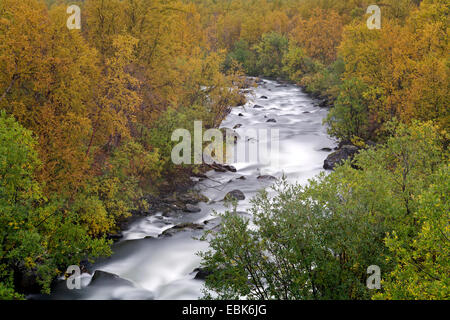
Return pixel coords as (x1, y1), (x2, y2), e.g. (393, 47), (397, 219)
(154, 191), (209, 216)
(323, 145), (360, 170)
(107, 232), (123, 241)
(237, 176), (247, 180)
(253, 104), (264, 109)
(223, 165), (237, 172)
(257, 175), (277, 181)
(209, 162), (237, 173)
(238, 113), (244, 117)
(317, 99), (329, 108)
(233, 124), (242, 129)
(193, 267), (213, 280)
(320, 148), (333, 152)
(260, 96), (268, 99)
(224, 190), (246, 201)
(266, 119), (277, 123)
(89, 270), (134, 287)
(175, 223), (204, 230)
(177, 192), (209, 204)
(303, 111), (311, 114)
(184, 204), (201, 213)
(161, 223), (204, 237)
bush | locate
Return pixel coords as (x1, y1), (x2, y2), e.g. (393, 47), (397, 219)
(254, 32), (289, 78)
(225, 40), (258, 76)
(325, 78), (370, 141)
(282, 43), (315, 83)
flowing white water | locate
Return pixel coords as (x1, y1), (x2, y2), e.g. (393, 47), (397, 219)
(38, 79), (336, 300)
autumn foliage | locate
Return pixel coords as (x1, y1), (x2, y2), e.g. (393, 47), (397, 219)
(0, 0), (448, 299)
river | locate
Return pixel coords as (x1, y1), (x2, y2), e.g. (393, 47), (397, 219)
(36, 79), (336, 300)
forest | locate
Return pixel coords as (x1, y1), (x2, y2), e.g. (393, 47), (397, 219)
(0, 0), (448, 300)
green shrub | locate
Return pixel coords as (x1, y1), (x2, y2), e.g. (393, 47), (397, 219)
(199, 122), (449, 300)
(0, 111), (111, 296)
(254, 32), (289, 78)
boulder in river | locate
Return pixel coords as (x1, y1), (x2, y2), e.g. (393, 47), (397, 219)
(253, 104), (264, 109)
(191, 172), (208, 179)
(208, 162), (237, 173)
(184, 204), (201, 213)
(260, 96), (268, 99)
(266, 118), (277, 123)
(89, 270), (135, 288)
(224, 190), (246, 201)
(323, 145), (359, 170)
(223, 164), (237, 172)
(320, 147), (333, 152)
(238, 113), (244, 117)
(233, 124), (242, 129)
(162, 191), (209, 205)
(161, 223), (205, 237)
(257, 175), (278, 181)
(315, 99), (330, 108)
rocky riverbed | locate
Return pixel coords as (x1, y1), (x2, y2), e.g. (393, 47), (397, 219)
(34, 78), (336, 300)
